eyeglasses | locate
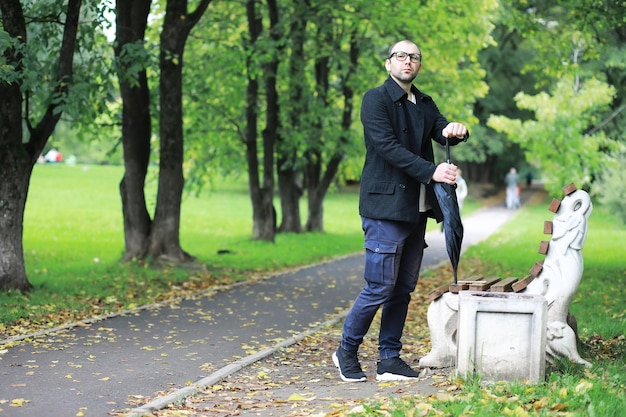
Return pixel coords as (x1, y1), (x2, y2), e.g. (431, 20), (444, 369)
(389, 51), (421, 63)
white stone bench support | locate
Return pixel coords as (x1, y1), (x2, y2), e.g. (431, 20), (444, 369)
(456, 291), (547, 383)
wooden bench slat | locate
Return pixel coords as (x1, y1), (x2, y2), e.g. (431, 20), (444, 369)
(490, 277), (519, 292)
(449, 282), (470, 293)
(469, 277), (501, 291)
(562, 183), (577, 195)
(428, 284), (450, 302)
(544, 221), (553, 234)
(512, 275), (535, 292)
(548, 198), (561, 213)
(529, 260), (544, 277)
(456, 275), (484, 284)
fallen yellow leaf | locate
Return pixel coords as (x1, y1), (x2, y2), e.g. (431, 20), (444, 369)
(575, 380), (593, 395)
(256, 370), (270, 380)
(532, 396), (550, 409)
(502, 406), (530, 416)
(416, 402), (433, 412)
(10, 398), (28, 407)
(288, 393), (308, 402)
(348, 405), (366, 413)
(551, 403), (569, 411)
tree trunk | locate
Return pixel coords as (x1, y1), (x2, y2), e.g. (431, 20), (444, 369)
(245, 0), (275, 242)
(0, 0), (81, 291)
(115, 0), (153, 261)
(277, 3), (307, 233)
(0, 148), (33, 292)
(304, 32), (358, 232)
(143, 0), (212, 261)
(115, 0), (212, 262)
(148, 0), (191, 261)
(262, 0), (283, 232)
(305, 152), (343, 232)
(0, 2), (29, 292)
(277, 161), (302, 233)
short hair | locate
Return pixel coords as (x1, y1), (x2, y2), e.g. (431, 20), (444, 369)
(387, 39), (421, 58)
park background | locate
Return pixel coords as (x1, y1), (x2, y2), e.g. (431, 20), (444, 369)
(1, 0), (625, 415)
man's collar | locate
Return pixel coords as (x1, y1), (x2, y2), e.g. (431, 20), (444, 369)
(384, 76), (410, 102)
(384, 76), (431, 102)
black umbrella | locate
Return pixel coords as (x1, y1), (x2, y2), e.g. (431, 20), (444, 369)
(433, 138), (464, 283)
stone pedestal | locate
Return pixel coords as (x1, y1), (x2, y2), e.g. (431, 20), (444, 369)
(456, 291), (547, 383)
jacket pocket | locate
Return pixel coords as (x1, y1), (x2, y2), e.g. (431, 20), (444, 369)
(368, 182), (395, 195)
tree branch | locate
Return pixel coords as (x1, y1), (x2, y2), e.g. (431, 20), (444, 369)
(586, 104), (626, 135)
(29, 0), (82, 152)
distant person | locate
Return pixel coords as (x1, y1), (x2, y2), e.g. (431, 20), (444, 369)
(44, 148), (62, 163)
(332, 39), (469, 383)
(505, 167), (520, 209)
(525, 171), (532, 188)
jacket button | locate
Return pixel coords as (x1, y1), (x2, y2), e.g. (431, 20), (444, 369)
(375, 248), (380, 252)
(400, 184), (406, 189)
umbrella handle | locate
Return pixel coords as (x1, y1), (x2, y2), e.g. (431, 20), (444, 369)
(446, 137), (457, 190)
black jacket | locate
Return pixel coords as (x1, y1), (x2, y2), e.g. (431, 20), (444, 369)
(358, 76), (467, 223)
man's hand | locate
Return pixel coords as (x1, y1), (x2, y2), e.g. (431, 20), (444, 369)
(432, 162), (457, 185)
(442, 122), (468, 138)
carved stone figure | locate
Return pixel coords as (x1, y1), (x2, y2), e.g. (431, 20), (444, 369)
(419, 188), (593, 369)
(526, 189), (592, 367)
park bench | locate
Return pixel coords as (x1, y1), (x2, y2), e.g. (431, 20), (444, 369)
(419, 183), (592, 377)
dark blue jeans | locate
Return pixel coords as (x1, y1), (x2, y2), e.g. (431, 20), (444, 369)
(341, 215), (427, 360)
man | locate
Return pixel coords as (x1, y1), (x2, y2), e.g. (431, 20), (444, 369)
(505, 167), (520, 209)
(333, 40), (469, 382)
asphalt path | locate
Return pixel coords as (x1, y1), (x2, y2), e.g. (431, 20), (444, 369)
(0, 188), (536, 417)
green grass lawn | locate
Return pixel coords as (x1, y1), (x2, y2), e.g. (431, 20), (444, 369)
(21, 164), (359, 275)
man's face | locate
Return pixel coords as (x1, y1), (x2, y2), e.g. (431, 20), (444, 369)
(385, 41), (422, 84)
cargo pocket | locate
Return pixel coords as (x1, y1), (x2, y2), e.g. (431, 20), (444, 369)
(363, 240), (398, 287)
